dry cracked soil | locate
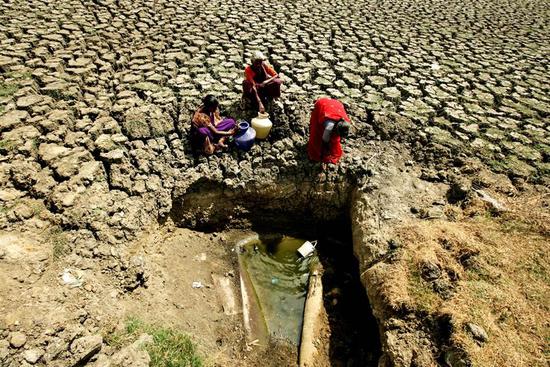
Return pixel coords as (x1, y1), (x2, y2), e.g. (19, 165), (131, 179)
(0, 0), (549, 366)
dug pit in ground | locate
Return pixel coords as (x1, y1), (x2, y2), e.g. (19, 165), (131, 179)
(164, 146), (452, 366)
(2, 134), (547, 366)
(1, 141), (444, 366)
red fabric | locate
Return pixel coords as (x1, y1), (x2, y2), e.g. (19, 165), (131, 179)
(307, 98), (350, 164)
(244, 63), (277, 84)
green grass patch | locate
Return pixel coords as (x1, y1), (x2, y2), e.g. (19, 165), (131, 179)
(486, 159), (507, 173)
(521, 253), (549, 284)
(0, 83), (19, 97)
(28, 200), (45, 216)
(5, 71), (33, 80)
(498, 217), (538, 235)
(0, 139), (16, 152)
(50, 227), (69, 260)
(408, 267), (440, 312)
(106, 317), (203, 367)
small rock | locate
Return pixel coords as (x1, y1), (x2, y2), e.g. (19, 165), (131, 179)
(421, 261), (441, 281)
(110, 343), (150, 367)
(0, 339), (9, 360)
(23, 348), (44, 364)
(70, 334), (103, 365)
(387, 239), (401, 250)
(432, 278), (454, 299)
(420, 206), (446, 219)
(43, 337), (67, 362)
(16, 95), (44, 109)
(444, 347), (471, 367)
(0, 110), (29, 132)
(9, 331), (27, 348)
(475, 189), (507, 213)
(466, 322), (488, 343)
(447, 179), (472, 203)
(132, 333), (153, 348)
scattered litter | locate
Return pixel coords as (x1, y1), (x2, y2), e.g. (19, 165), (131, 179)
(61, 269), (84, 288)
(271, 277), (279, 285)
(475, 189), (507, 213)
(297, 240), (317, 258)
(245, 339), (260, 351)
(431, 62), (441, 70)
(194, 253), (207, 262)
(192, 281), (203, 288)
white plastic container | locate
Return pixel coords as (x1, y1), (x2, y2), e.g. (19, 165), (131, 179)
(251, 112), (273, 139)
(297, 240), (317, 258)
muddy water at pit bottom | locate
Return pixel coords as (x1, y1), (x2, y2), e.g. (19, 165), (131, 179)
(240, 235), (318, 345)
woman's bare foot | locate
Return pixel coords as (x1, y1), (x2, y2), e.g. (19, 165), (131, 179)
(218, 137), (228, 149)
(204, 137), (215, 155)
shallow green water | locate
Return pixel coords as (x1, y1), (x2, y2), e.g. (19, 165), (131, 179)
(240, 235), (317, 345)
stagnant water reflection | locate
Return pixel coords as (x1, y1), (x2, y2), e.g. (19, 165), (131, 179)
(237, 226), (381, 366)
(239, 235), (318, 345)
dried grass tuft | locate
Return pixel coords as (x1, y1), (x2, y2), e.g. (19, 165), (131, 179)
(386, 191), (549, 367)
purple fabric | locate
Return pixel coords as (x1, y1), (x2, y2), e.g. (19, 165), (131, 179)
(215, 118), (236, 133)
(191, 118), (236, 152)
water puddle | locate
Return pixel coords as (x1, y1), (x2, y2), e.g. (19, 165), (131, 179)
(239, 234), (318, 345)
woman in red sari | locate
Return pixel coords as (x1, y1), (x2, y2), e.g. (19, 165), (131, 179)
(307, 98), (352, 170)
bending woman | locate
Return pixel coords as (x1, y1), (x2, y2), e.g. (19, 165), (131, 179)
(191, 95), (237, 155)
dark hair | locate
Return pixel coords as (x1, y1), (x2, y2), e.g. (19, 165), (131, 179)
(202, 94), (219, 113)
(337, 120), (350, 138)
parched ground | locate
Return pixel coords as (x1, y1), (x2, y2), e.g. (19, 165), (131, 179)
(0, 0), (549, 366)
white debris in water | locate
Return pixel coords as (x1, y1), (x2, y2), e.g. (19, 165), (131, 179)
(192, 281), (203, 288)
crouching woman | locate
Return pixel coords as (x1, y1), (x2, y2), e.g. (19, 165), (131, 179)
(191, 95), (237, 155)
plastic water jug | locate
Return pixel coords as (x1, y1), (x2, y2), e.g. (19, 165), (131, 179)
(234, 121), (256, 151)
(251, 112), (272, 139)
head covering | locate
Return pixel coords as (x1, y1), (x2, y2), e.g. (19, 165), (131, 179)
(251, 51), (266, 63)
(337, 120), (351, 138)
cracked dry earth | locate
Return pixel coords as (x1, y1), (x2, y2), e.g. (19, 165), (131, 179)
(0, 0), (549, 366)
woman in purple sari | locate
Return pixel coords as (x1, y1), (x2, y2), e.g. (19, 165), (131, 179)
(191, 95), (237, 155)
